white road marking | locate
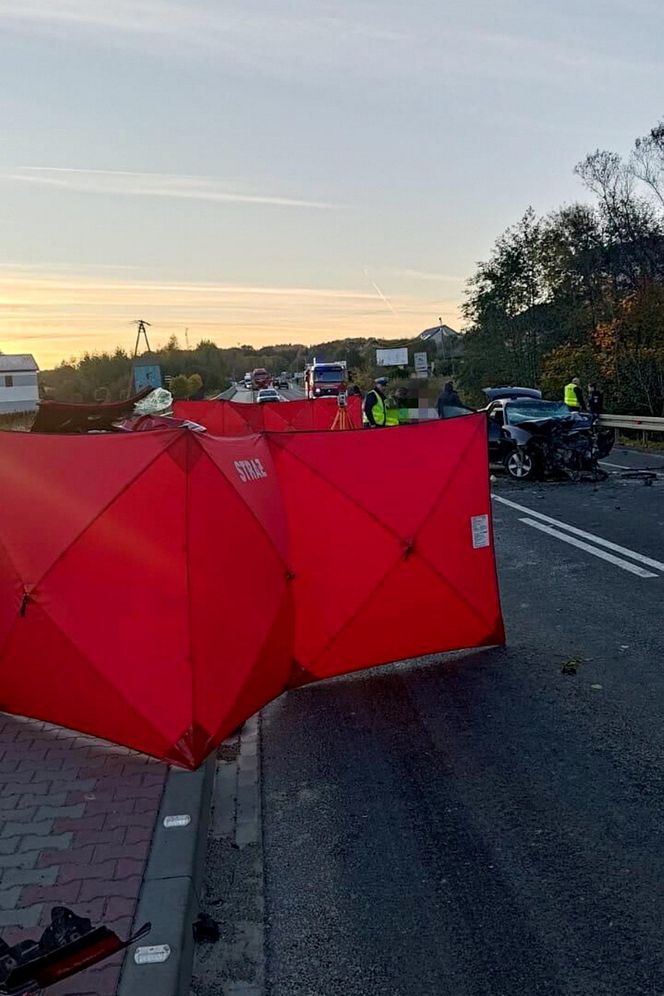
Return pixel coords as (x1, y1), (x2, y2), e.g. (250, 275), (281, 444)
(599, 461), (632, 469)
(493, 494), (664, 572)
(518, 518), (658, 578)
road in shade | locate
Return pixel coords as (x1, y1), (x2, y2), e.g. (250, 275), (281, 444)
(259, 454), (664, 996)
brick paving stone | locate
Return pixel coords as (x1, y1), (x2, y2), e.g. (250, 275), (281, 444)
(52, 778), (97, 794)
(104, 896), (135, 921)
(105, 811), (154, 830)
(22, 881), (82, 905)
(0, 886), (21, 908)
(19, 831), (72, 852)
(4, 820), (53, 838)
(124, 826), (153, 845)
(1, 775), (49, 792)
(114, 858), (143, 880)
(55, 813), (105, 833)
(3, 867), (57, 888)
(133, 798), (163, 815)
(85, 799), (135, 817)
(74, 827), (127, 847)
(79, 875), (142, 902)
(0, 851), (38, 870)
(67, 788), (115, 805)
(17, 756), (67, 773)
(35, 802), (86, 821)
(94, 840), (149, 863)
(0, 904), (43, 928)
(111, 781), (161, 799)
(38, 844), (94, 868)
(0, 711), (167, 995)
(0, 804), (37, 823)
(21, 791), (67, 808)
(59, 859), (116, 884)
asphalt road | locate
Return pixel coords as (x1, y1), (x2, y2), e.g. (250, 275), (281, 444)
(257, 446), (664, 996)
(233, 385), (304, 403)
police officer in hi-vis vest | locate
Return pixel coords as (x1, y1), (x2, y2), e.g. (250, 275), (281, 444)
(363, 377), (388, 427)
(564, 377), (585, 411)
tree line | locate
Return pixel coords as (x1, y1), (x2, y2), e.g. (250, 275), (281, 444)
(459, 119), (664, 414)
(39, 335), (441, 402)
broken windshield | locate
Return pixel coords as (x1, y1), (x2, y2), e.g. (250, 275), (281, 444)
(505, 400), (572, 425)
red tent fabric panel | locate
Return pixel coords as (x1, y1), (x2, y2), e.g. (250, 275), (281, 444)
(0, 604), (177, 760)
(174, 396), (361, 434)
(0, 430), (193, 760)
(0, 430), (177, 585)
(268, 415), (504, 682)
(183, 434), (292, 762)
(0, 415), (503, 769)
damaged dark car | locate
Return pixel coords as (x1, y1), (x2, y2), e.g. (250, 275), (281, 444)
(484, 388), (615, 481)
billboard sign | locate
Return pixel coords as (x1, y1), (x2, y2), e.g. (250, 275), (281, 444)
(376, 347), (409, 367)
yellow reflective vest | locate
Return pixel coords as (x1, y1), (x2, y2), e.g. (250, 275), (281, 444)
(564, 382), (580, 408)
(364, 389), (387, 427)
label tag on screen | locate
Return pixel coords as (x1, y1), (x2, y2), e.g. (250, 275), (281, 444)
(471, 514), (490, 549)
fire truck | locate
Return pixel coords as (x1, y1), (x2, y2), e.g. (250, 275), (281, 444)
(251, 368), (271, 390)
(304, 360), (348, 399)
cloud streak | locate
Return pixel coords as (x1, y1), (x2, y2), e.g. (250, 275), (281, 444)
(362, 267), (398, 317)
(0, 0), (657, 89)
(5, 167), (339, 210)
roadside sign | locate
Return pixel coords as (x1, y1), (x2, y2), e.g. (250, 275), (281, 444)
(376, 347), (408, 367)
(133, 361), (162, 392)
(414, 351), (428, 377)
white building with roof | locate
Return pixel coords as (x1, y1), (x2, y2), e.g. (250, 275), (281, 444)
(418, 323), (464, 356)
(0, 354), (40, 414)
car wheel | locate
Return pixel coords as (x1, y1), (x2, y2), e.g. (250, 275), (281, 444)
(504, 448), (536, 480)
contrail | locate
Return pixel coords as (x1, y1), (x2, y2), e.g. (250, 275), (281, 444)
(362, 267), (398, 316)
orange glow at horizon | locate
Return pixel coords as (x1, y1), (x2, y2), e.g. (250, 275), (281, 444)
(0, 269), (463, 367)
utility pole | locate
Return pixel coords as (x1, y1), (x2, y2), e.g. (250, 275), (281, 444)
(128, 320), (153, 398)
(131, 319), (152, 357)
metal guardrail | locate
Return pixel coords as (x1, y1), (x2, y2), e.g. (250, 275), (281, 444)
(598, 414), (664, 432)
(399, 409), (664, 433)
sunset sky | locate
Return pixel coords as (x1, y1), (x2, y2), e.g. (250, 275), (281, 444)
(1, 0), (663, 367)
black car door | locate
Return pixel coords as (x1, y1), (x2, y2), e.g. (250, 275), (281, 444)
(486, 404), (506, 462)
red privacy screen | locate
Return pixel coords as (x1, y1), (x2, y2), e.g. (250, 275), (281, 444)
(174, 395), (362, 434)
(0, 415), (503, 767)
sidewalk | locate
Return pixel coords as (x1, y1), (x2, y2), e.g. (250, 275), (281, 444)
(0, 711), (167, 996)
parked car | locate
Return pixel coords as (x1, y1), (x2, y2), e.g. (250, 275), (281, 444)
(256, 388), (281, 404)
(483, 388), (614, 480)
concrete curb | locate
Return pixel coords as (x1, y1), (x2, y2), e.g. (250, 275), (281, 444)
(117, 756), (215, 996)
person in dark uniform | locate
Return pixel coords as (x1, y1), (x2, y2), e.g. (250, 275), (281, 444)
(587, 383), (604, 417)
(436, 381), (464, 419)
